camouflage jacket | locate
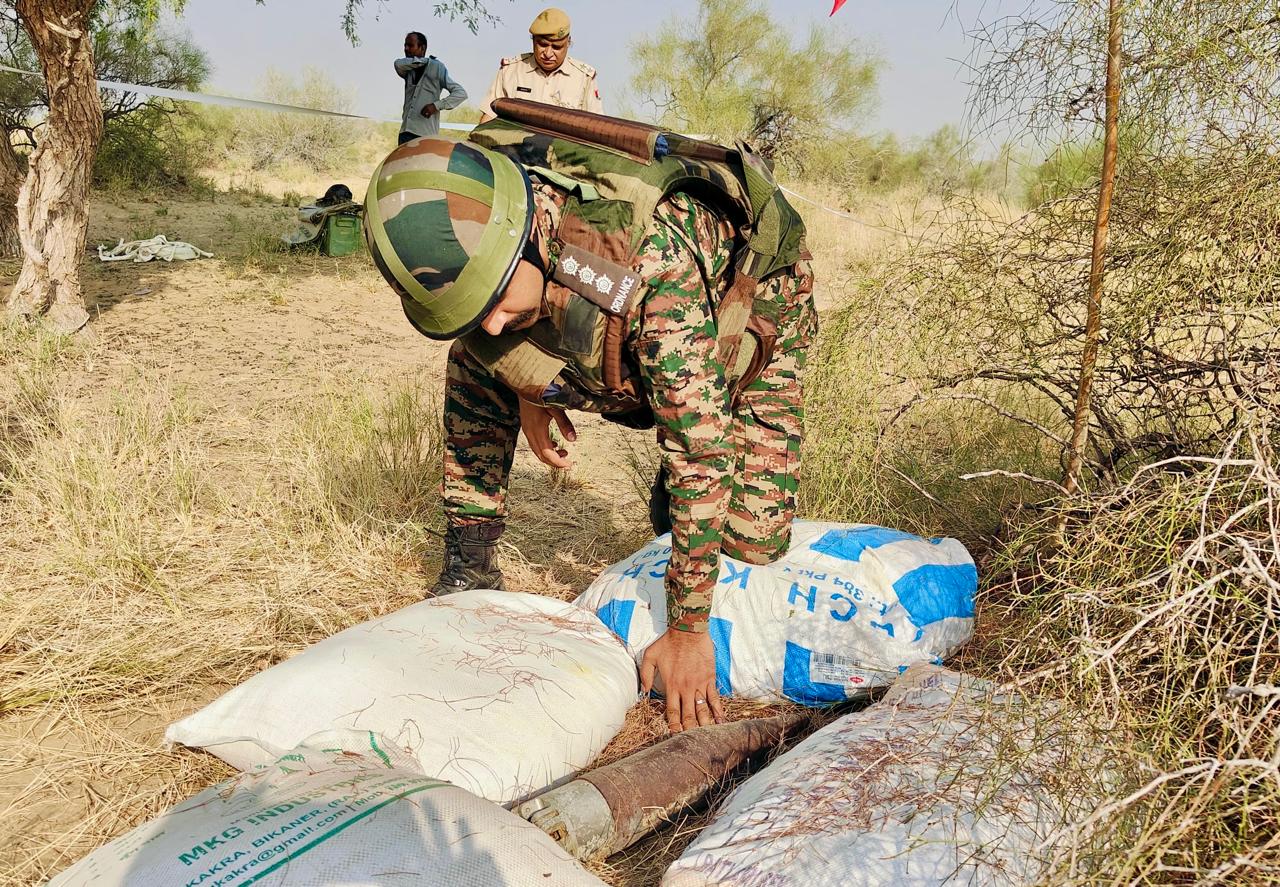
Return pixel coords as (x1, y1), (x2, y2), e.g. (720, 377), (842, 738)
(468, 183), (794, 631)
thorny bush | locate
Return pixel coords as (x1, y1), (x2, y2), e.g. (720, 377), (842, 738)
(980, 426), (1280, 883)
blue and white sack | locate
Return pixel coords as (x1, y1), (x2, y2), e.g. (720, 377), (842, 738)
(576, 521), (977, 705)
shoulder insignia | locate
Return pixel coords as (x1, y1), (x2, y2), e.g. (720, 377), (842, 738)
(500, 55), (522, 68)
(567, 57), (596, 78)
(554, 243), (640, 317)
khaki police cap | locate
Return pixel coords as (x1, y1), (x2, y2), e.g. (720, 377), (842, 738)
(530, 7), (570, 40)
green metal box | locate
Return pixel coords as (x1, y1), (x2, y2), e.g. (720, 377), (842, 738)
(322, 213), (361, 257)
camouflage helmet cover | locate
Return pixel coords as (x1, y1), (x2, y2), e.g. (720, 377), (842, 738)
(363, 138), (533, 340)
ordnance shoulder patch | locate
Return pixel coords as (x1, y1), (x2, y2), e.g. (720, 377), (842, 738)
(553, 243), (642, 316)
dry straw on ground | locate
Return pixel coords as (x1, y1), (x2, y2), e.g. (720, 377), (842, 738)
(0, 324), (443, 880)
(968, 426), (1280, 883)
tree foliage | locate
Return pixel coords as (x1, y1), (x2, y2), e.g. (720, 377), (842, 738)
(0, 4), (207, 190)
(798, 125), (1014, 195)
(970, 0), (1280, 151)
(0, 7), (208, 153)
(252, 0), (511, 44)
(947, 0), (1280, 469)
(630, 0), (879, 165)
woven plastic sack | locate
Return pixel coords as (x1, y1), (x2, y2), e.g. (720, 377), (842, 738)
(49, 747), (605, 887)
(664, 665), (1082, 887)
(166, 590), (638, 805)
(575, 521), (976, 704)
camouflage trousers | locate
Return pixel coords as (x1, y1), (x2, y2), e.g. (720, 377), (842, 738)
(716, 258), (815, 566)
(441, 260), (816, 560)
(441, 339), (522, 524)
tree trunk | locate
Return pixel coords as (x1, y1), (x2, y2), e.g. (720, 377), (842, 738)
(1062, 0), (1123, 497)
(0, 135), (22, 259)
(7, 0), (101, 333)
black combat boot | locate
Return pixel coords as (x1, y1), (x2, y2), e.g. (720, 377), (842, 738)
(430, 521), (506, 597)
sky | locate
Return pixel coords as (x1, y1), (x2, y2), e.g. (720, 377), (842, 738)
(171, 0), (1005, 142)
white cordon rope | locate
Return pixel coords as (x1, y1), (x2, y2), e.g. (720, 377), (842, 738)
(779, 185), (936, 243)
(98, 235), (213, 263)
(0, 63), (473, 131)
(3, 64), (930, 234)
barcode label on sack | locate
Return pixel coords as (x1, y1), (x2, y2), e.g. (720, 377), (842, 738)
(810, 651), (874, 687)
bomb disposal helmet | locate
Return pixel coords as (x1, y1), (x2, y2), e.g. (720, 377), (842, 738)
(363, 138), (533, 339)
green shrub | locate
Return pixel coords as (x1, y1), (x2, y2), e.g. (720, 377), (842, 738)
(93, 103), (208, 191)
(230, 68), (365, 174)
(1020, 140), (1102, 206)
(790, 126), (1015, 198)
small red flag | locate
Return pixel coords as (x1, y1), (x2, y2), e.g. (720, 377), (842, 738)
(831, 0), (849, 13)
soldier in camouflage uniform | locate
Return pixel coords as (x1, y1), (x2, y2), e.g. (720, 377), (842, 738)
(444, 184), (816, 632)
(364, 134), (816, 732)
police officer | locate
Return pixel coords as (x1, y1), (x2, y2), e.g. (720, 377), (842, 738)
(364, 136), (816, 734)
(479, 8), (603, 121)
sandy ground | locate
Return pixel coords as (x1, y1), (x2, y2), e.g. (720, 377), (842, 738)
(2, 187), (834, 884)
(0, 152), (907, 882)
(78, 188), (654, 518)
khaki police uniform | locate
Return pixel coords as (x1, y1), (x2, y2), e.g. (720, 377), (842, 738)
(481, 53), (602, 116)
(481, 8), (603, 117)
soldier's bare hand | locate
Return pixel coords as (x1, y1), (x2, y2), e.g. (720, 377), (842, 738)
(640, 628), (725, 733)
(422, 103), (439, 118)
(518, 399), (576, 469)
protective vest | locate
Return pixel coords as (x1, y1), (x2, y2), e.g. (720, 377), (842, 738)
(462, 99), (808, 416)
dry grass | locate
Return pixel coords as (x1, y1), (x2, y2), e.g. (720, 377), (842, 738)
(0, 308), (831, 883)
(0, 320), (448, 881)
(798, 262), (1062, 552)
(195, 120), (410, 205)
(785, 177), (1058, 554)
(964, 426), (1280, 883)
(0, 175), (901, 884)
(781, 180), (915, 309)
(0, 170), (1012, 887)
(0, 703), (236, 883)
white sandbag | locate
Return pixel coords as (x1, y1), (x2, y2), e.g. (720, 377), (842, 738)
(166, 590), (637, 805)
(575, 521), (976, 705)
(49, 747), (605, 887)
(663, 665), (1083, 887)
